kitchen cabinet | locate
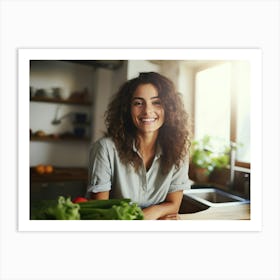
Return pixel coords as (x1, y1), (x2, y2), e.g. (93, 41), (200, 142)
(30, 167), (88, 203)
(30, 181), (87, 202)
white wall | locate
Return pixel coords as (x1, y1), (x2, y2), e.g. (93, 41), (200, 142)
(127, 60), (159, 79)
(92, 68), (113, 142)
(178, 63), (195, 130)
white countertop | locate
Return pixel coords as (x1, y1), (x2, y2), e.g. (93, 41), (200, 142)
(179, 204), (250, 220)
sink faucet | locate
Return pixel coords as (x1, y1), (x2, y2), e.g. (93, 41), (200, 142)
(228, 141), (237, 190)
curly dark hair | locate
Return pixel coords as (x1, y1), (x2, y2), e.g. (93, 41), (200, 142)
(104, 72), (191, 174)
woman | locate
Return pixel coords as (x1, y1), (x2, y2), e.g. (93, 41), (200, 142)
(86, 72), (191, 220)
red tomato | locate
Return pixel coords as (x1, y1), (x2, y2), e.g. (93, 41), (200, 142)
(73, 197), (88, 203)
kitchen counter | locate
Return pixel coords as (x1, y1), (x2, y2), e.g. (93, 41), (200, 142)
(179, 203), (250, 220)
(30, 167), (88, 182)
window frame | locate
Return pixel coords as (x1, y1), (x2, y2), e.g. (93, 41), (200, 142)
(193, 61), (250, 169)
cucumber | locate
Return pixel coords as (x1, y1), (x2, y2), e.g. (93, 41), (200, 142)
(77, 198), (131, 209)
(77, 198), (144, 220)
(79, 207), (118, 220)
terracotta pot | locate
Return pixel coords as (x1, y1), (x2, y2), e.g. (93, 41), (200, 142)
(195, 168), (209, 183)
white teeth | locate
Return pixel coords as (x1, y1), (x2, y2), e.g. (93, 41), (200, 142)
(141, 118), (156, 122)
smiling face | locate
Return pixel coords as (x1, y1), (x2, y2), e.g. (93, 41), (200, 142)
(130, 83), (165, 137)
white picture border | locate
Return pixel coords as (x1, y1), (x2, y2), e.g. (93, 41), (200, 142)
(18, 48), (262, 232)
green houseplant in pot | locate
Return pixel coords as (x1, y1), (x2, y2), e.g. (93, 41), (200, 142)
(190, 135), (230, 183)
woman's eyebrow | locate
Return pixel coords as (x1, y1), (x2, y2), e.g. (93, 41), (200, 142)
(132, 96), (160, 100)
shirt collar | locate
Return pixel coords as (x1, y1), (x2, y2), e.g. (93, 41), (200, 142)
(132, 139), (163, 159)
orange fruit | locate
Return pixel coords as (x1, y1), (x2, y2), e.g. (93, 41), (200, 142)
(44, 165), (54, 174)
(35, 164), (45, 175)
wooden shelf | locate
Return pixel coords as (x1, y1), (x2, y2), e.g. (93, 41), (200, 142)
(31, 167), (88, 182)
(30, 97), (92, 106)
(30, 135), (91, 142)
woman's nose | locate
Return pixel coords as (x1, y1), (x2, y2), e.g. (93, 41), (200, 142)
(143, 103), (153, 114)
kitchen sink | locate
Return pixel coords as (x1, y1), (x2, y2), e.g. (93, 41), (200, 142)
(179, 187), (250, 214)
(179, 194), (210, 214)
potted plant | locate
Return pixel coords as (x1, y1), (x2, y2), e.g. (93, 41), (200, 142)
(190, 135), (230, 183)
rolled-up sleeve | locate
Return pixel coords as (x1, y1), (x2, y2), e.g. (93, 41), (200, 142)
(86, 140), (112, 196)
(168, 156), (190, 193)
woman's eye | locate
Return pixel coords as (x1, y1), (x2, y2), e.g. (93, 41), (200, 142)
(153, 100), (162, 106)
(133, 100), (143, 106)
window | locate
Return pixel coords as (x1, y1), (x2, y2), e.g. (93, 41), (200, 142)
(194, 61), (250, 165)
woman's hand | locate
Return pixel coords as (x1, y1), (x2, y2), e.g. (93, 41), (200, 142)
(142, 190), (183, 220)
(90, 191), (109, 200)
(158, 213), (181, 220)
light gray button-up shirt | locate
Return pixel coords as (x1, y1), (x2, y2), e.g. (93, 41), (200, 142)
(86, 137), (190, 208)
